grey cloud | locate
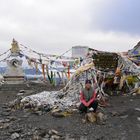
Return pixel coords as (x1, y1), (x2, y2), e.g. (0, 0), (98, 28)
(90, 0), (140, 35)
(0, 0), (139, 54)
(0, 0), (91, 53)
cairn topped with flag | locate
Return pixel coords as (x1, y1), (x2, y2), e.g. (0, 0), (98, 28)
(4, 39), (25, 84)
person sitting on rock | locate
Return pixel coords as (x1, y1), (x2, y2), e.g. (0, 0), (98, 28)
(79, 79), (98, 113)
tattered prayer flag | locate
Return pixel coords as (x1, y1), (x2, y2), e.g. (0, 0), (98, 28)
(42, 64), (46, 80)
(46, 64), (49, 75)
(34, 62), (38, 74)
(67, 65), (70, 80)
(27, 59), (33, 67)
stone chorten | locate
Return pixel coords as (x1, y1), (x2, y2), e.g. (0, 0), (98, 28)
(4, 39), (25, 84)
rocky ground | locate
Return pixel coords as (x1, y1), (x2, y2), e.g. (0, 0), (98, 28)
(0, 83), (140, 140)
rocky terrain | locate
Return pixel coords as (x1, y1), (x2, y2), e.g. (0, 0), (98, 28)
(0, 83), (140, 140)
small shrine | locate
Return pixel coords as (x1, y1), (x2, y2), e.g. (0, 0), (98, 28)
(4, 39), (25, 84)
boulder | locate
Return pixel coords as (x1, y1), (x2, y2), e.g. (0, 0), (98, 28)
(85, 112), (96, 123)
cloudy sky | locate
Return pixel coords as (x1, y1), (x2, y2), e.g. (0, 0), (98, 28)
(0, 0), (140, 55)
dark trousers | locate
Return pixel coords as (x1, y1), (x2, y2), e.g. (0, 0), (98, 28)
(79, 101), (98, 113)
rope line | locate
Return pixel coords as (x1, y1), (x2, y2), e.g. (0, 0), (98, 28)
(0, 49), (10, 57)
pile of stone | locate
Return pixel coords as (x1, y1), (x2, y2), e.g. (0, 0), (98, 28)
(9, 82), (82, 113)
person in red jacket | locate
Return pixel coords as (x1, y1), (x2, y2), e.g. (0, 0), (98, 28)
(79, 79), (98, 113)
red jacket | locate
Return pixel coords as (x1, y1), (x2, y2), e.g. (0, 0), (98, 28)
(80, 87), (97, 107)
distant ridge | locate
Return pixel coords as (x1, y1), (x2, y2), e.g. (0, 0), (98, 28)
(0, 67), (42, 75)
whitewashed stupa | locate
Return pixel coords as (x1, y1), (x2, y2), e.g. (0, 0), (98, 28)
(4, 39), (25, 84)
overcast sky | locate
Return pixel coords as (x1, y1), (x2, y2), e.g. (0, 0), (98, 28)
(0, 0), (140, 55)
